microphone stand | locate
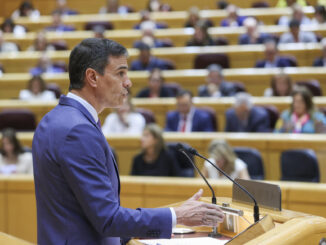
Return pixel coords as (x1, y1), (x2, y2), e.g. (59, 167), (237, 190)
(178, 149), (221, 238)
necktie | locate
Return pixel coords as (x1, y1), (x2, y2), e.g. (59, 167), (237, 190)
(180, 115), (187, 132)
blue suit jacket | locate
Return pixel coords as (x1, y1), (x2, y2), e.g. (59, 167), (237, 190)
(225, 107), (270, 132)
(255, 56), (295, 68)
(313, 57), (325, 67)
(130, 57), (173, 71)
(165, 108), (215, 132)
(32, 96), (172, 245)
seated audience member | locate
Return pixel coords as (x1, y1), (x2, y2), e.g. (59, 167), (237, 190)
(225, 92), (270, 132)
(165, 90), (215, 132)
(311, 5), (326, 25)
(19, 75), (56, 101)
(147, 0), (171, 12)
(130, 43), (173, 71)
(275, 86), (326, 133)
(198, 64), (237, 97)
(221, 4), (246, 27)
(131, 123), (179, 176)
(238, 17), (271, 45)
(93, 25), (105, 38)
(313, 38), (326, 67)
(278, 3), (312, 26)
(264, 73), (293, 96)
(136, 68), (174, 98)
(133, 10), (167, 30)
(1, 18), (26, 36)
(184, 6), (213, 28)
(186, 20), (215, 46)
(29, 54), (66, 76)
(255, 40), (295, 68)
(133, 24), (172, 49)
(45, 10), (75, 32)
(53, 0), (78, 15)
(99, 0), (132, 14)
(0, 30), (19, 53)
(202, 139), (250, 180)
(102, 96), (145, 134)
(276, 0), (307, 7)
(28, 31), (55, 51)
(11, 1), (40, 19)
(279, 19), (317, 43)
(0, 128), (33, 174)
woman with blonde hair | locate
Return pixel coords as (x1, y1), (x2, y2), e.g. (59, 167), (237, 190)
(202, 139), (250, 180)
(131, 123), (179, 176)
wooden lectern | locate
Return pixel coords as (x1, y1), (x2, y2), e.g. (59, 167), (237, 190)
(130, 196), (326, 245)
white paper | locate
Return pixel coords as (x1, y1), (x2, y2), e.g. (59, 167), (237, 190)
(138, 237), (228, 245)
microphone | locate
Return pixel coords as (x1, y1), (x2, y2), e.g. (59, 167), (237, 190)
(177, 143), (260, 223)
(176, 143), (219, 238)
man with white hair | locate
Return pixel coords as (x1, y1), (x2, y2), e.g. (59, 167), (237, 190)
(225, 92), (270, 132)
(238, 17), (271, 45)
(313, 38), (326, 66)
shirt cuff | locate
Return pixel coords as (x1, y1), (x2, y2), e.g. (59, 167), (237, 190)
(170, 207), (177, 228)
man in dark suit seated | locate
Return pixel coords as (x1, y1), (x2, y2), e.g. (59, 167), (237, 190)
(130, 42), (174, 71)
(238, 17), (271, 45)
(225, 92), (270, 132)
(198, 64), (237, 97)
(45, 10), (75, 32)
(165, 90), (215, 132)
(313, 38), (326, 67)
(136, 68), (175, 98)
(255, 40), (296, 68)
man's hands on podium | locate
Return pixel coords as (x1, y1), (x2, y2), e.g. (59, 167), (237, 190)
(174, 189), (225, 227)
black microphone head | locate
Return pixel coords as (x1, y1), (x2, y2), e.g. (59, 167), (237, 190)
(176, 143), (198, 155)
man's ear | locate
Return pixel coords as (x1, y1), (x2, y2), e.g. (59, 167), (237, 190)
(85, 68), (98, 88)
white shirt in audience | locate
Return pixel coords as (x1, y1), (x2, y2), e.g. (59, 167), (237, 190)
(204, 157), (248, 180)
(0, 42), (19, 52)
(102, 112), (145, 134)
(19, 90), (56, 101)
(0, 152), (33, 174)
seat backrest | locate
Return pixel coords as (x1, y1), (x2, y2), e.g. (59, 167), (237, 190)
(166, 142), (195, 177)
(51, 40), (68, 50)
(234, 147), (265, 180)
(135, 108), (156, 124)
(194, 53), (230, 69)
(283, 55), (298, 67)
(230, 81), (246, 93)
(281, 149), (320, 182)
(84, 21), (114, 30)
(0, 109), (36, 131)
(199, 106), (218, 131)
(296, 80), (323, 96)
(260, 105), (279, 130)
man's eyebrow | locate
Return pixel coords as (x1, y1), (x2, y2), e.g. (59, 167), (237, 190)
(115, 65), (128, 71)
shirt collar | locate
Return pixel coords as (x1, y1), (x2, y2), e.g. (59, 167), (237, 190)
(67, 92), (98, 123)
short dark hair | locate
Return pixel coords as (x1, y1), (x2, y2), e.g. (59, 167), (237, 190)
(176, 89), (193, 98)
(289, 19), (300, 28)
(69, 38), (128, 90)
(291, 86), (314, 115)
(137, 42), (151, 51)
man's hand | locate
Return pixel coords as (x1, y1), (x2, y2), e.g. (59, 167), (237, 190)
(174, 189), (225, 227)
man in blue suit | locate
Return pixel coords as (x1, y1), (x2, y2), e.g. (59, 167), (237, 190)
(32, 38), (224, 245)
(225, 92), (270, 132)
(255, 40), (296, 68)
(165, 90), (216, 132)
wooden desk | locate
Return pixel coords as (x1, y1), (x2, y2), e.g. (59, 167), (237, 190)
(0, 175), (325, 243)
(0, 0), (318, 16)
(2, 96), (326, 130)
(1, 67), (326, 99)
(0, 43), (322, 72)
(4, 24), (325, 51)
(8, 7), (315, 32)
(13, 131), (326, 182)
